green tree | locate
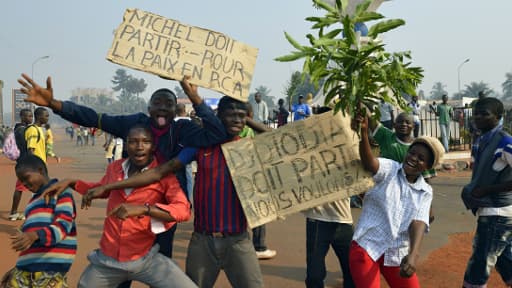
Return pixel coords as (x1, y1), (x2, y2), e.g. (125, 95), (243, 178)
(275, 0), (423, 120)
(429, 82), (448, 100)
(502, 72), (512, 102)
(462, 81), (492, 98)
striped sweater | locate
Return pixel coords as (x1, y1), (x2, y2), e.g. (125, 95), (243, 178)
(16, 179), (77, 273)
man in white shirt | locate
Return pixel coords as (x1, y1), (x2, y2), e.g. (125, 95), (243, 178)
(252, 92), (268, 124)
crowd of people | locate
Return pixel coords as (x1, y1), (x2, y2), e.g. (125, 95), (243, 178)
(2, 72), (511, 288)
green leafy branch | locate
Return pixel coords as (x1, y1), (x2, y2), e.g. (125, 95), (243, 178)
(275, 0), (424, 121)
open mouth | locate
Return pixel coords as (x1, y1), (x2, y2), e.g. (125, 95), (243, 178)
(133, 154), (147, 161)
(405, 160), (417, 169)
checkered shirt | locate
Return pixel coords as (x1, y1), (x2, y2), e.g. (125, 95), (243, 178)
(353, 158), (432, 266)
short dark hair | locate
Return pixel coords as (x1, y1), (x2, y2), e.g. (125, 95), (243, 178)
(20, 108), (31, 117)
(474, 97), (504, 119)
(150, 88), (177, 103)
(126, 124), (153, 142)
(217, 96), (248, 114)
(34, 107), (48, 118)
(15, 154), (48, 176)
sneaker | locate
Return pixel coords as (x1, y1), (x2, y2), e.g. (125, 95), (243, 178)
(256, 249), (277, 260)
(8, 213), (25, 221)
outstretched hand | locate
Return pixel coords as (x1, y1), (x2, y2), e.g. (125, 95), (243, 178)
(18, 73), (54, 107)
(41, 179), (74, 205)
(81, 187), (107, 209)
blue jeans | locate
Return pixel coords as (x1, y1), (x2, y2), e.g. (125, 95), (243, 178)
(440, 123), (450, 152)
(305, 219), (355, 288)
(252, 225), (267, 251)
(463, 216), (512, 286)
(78, 245), (196, 288)
(186, 231), (263, 288)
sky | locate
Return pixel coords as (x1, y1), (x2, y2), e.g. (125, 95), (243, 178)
(1, 0), (512, 119)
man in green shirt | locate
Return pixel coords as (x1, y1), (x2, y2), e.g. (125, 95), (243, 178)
(435, 95), (453, 152)
(370, 111), (436, 222)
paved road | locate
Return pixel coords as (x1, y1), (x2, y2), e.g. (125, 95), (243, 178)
(0, 128), (477, 287)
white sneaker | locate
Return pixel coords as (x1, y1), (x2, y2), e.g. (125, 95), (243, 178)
(8, 213), (25, 221)
(256, 249), (277, 260)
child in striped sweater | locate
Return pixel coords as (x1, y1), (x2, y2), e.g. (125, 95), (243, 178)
(2, 154), (77, 287)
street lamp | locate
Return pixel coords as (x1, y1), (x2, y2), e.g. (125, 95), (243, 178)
(31, 55), (50, 80)
(457, 58), (470, 93)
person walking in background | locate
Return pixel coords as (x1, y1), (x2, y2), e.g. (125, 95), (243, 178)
(292, 95), (311, 121)
(460, 97), (512, 287)
(252, 92), (269, 124)
(8, 108), (33, 221)
(408, 95), (421, 138)
(89, 127), (98, 146)
(75, 126), (83, 146)
(379, 99), (394, 130)
(174, 103), (194, 201)
(275, 98), (289, 127)
(434, 95), (453, 152)
(44, 123), (61, 163)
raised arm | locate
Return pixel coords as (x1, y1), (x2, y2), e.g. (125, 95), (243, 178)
(352, 115), (379, 174)
(19, 73), (142, 138)
(177, 76), (227, 147)
(19, 73), (62, 111)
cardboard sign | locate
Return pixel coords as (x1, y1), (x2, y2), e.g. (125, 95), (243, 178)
(107, 9), (259, 101)
(222, 112), (374, 228)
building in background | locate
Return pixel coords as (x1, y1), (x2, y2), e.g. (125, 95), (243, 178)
(12, 89), (34, 124)
(69, 87), (115, 105)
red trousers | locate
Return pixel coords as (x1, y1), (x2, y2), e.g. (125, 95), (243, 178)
(349, 241), (420, 288)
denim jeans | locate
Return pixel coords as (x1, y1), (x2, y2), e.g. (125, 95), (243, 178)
(463, 216), (512, 286)
(305, 218), (354, 288)
(78, 245), (197, 288)
(252, 225), (267, 251)
(440, 124), (450, 152)
(186, 231), (263, 288)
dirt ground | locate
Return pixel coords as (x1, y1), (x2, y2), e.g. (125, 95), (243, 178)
(0, 128), (508, 287)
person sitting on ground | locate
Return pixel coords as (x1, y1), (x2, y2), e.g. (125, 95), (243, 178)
(3, 154), (77, 287)
(349, 113), (444, 288)
(43, 125), (195, 288)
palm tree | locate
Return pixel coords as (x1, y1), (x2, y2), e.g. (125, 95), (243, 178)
(502, 72), (512, 102)
(462, 81), (492, 98)
(429, 82), (448, 100)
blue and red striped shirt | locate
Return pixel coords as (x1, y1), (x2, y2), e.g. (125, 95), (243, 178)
(16, 179), (77, 273)
(179, 137), (247, 233)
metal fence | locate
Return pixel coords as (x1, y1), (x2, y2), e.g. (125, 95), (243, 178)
(419, 107), (512, 151)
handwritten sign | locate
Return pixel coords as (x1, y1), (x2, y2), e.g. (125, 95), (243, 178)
(107, 9), (259, 101)
(222, 112), (374, 228)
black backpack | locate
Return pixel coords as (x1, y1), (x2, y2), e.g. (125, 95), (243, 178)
(14, 124), (41, 159)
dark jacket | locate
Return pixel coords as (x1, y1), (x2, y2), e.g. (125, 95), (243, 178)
(56, 100), (227, 191)
(461, 130), (512, 213)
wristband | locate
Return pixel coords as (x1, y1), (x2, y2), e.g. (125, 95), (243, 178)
(144, 203), (151, 216)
